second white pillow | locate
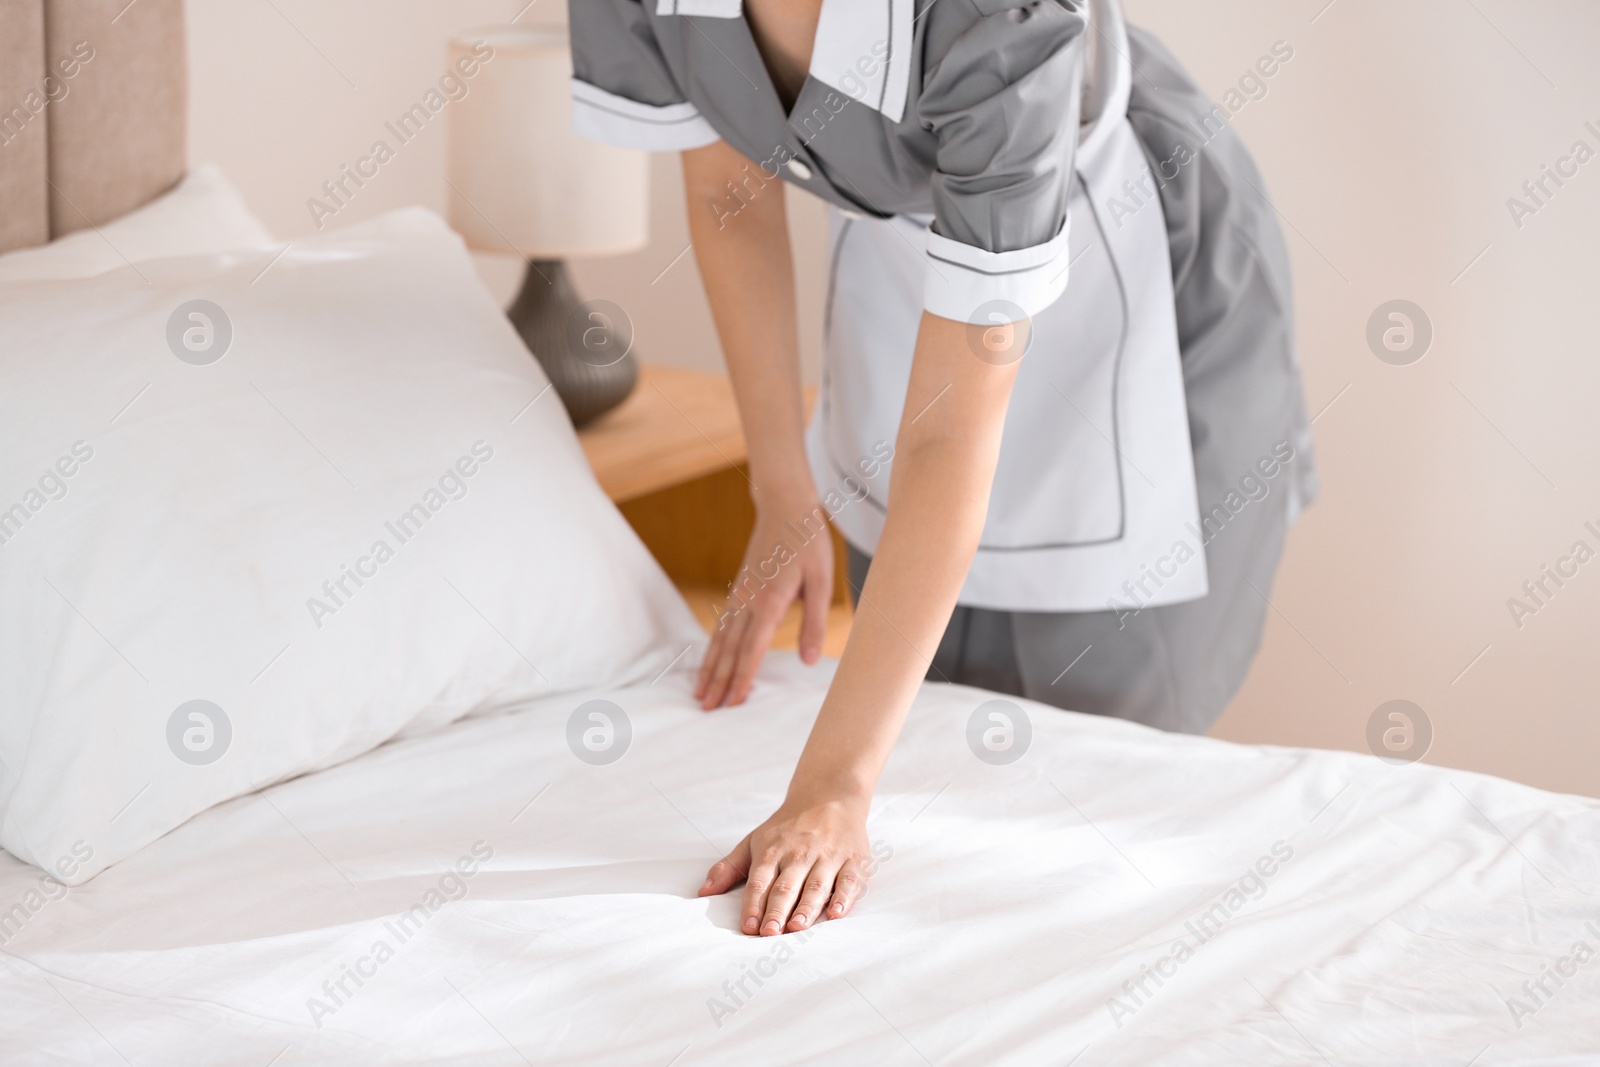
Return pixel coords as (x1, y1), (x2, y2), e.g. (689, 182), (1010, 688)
(0, 163), (274, 282)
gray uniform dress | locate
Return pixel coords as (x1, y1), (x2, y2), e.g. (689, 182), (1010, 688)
(568, 0), (1316, 734)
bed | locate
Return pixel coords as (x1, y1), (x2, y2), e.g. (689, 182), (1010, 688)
(2, 3), (1598, 1065)
(5, 654), (1599, 1064)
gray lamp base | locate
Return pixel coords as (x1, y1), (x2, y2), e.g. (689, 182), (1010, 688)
(505, 259), (639, 428)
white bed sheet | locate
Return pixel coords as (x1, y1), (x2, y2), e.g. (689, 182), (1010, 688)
(2, 653), (1596, 1066)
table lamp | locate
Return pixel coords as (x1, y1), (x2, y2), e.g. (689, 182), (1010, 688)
(447, 26), (650, 426)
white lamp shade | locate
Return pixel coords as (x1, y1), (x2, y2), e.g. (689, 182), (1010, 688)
(447, 26), (649, 258)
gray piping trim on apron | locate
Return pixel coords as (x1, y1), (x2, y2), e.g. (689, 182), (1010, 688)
(878, 0), (894, 114)
(975, 169), (1130, 551)
(822, 215), (855, 343)
(825, 209), (902, 518)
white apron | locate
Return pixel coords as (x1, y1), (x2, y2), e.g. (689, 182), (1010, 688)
(806, 1), (1207, 613)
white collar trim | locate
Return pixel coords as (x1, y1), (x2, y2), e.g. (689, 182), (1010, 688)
(655, 0), (914, 123)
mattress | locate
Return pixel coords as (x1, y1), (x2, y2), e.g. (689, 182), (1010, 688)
(3, 653), (1597, 1065)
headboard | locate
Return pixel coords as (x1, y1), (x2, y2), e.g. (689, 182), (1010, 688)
(0, 0), (187, 254)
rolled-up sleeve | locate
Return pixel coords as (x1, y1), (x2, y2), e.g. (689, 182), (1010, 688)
(568, 0), (722, 152)
(918, 0), (1086, 324)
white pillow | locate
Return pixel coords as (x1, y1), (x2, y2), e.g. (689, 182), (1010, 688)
(0, 163), (273, 282)
(0, 208), (702, 884)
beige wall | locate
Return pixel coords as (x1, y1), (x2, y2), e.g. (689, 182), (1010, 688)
(1123, 0), (1600, 799)
(190, 1), (1600, 797)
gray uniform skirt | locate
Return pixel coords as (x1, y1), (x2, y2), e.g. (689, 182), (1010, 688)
(846, 28), (1318, 736)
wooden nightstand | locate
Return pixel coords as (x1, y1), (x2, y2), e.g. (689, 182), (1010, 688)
(577, 363), (854, 658)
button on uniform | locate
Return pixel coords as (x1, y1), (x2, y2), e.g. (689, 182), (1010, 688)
(785, 158), (813, 181)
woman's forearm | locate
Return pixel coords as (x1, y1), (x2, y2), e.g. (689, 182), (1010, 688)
(684, 153), (1027, 934)
(682, 142), (813, 508)
(786, 313), (1024, 804)
(682, 147), (1024, 790)
(684, 141), (840, 695)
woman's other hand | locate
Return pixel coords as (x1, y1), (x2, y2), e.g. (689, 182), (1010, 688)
(695, 499), (834, 709)
(697, 794), (870, 935)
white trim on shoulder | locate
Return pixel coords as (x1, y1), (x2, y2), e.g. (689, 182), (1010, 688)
(569, 79), (722, 152)
(922, 220), (1073, 324)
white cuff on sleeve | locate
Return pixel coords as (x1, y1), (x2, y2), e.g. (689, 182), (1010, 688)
(569, 79), (721, 152)
(922, 218), (1073, 324)
(654, 0), (742, 14)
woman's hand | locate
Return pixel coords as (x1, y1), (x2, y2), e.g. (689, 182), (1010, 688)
(695, 499), (834, 709)
(698, 793), (871, 935)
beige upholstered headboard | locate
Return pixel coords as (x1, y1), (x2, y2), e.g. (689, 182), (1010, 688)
(0, 0), (187, 254)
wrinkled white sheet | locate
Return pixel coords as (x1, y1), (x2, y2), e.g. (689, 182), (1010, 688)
(2, 653), (1597, 1065)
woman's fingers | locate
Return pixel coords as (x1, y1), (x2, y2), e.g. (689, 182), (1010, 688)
(694, 612), (729, 702)
(741, 847), (783, 935)
(756, 852), (811, 936)
(797, 564), (832, 665)
(700, 518), (831, 704)
(722, 804), (870, 936)
(725, 604), (784, 706)
(699, 836), (751, 897)
(699, 608), (750, 709)
(695, 597), (743, 702)
(786, 855), (844, 931)
(825, 856), (869, 920)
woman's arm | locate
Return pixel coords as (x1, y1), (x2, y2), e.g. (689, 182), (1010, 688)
(684, 140), (836, 708)
(701, 312), (1023, 934)
(685, 142), (1027, 933)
